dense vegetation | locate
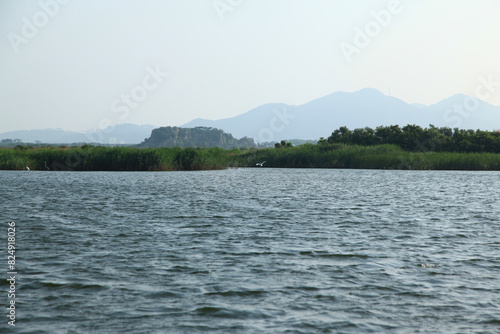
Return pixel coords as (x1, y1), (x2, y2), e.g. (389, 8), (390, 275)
(137, 126), (255, 149)
(2, 143), (500, 171)
(323, 125), (500, 153)
(1, 125), (500, 171)
(233, 144), (500, 170)
(0, 146), (235, 171)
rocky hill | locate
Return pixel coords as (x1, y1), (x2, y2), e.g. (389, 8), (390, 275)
(137, 126), (256, 149)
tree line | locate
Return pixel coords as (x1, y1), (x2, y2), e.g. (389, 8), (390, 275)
(320, 125), (500, 153)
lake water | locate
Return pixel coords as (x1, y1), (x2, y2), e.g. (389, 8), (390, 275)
(1, 169), (499, 333)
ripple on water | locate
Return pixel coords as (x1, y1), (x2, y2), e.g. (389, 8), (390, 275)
(1, 169), (500, 333)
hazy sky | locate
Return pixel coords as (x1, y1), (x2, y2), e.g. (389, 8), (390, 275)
(1, 0), (500, 133)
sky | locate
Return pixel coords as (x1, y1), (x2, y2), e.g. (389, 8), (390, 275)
(1, 0), (500, 133)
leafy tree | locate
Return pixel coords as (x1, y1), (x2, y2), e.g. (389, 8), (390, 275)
(274, 140), (293, 148)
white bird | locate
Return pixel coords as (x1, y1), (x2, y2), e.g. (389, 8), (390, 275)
(256, 161), (266, 167)
(26, 165), (30, 171)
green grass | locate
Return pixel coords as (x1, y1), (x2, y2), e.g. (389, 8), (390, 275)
(231, 144), (500, 170)
(1, 144), (500, 171)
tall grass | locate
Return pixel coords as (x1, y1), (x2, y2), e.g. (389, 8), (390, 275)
(0, 146), (233, 171)
(1, 144), (500, 171)
(232, 144), (500, 170)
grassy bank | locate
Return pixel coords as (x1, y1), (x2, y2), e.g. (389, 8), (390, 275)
(0, 146), (235, 171)
(1, 144), (500, 171)
(232, 144), (500, 170)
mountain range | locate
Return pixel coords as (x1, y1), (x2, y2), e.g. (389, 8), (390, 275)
(2, 88), (499, 144)
(183, 88), (500, 142)
(0, 124), (157, 145)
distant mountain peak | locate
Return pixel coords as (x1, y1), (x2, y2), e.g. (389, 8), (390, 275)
(429, 93), (491, 109)
(355, 87), (385, 95)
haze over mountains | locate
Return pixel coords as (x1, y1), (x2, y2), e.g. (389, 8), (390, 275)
(183, 88), (500, 143)
(0, 124), (157, 145)
(2, 88), (499, 144)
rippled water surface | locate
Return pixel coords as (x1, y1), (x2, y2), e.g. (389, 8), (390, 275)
(1, 169), (500, 333)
